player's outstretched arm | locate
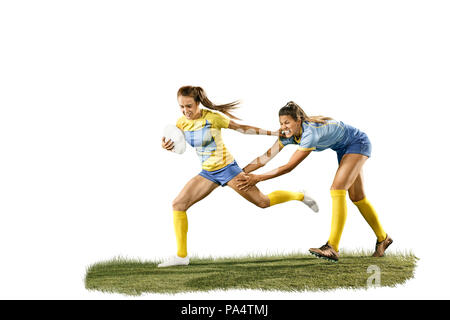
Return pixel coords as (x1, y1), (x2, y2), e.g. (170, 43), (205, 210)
(242, 139), (283, 174)
(228, 120), (279, 136)
(237, 149), (311, 191)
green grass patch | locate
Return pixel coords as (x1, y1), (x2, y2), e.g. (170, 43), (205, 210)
(84, 251), (418, 296)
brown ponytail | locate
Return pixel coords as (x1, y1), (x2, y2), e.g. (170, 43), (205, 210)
(177, 86), (241, 120)
(279, 101), (332, 124)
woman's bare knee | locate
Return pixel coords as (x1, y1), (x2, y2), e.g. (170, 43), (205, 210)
(172, 198), (189, 211)
(256, 198), (270, 209)
(349, 191), (365, 202)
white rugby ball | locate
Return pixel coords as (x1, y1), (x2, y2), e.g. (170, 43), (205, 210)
(163, 124), (186, 154)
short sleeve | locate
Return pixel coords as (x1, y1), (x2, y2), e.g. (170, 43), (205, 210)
(176, 117), (184, 130)
(207, 111), (230, 129)
(298, 129), (318, 151)
(279, 136), (293, 147)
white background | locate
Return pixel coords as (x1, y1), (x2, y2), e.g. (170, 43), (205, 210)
(1, 0), (449, 299)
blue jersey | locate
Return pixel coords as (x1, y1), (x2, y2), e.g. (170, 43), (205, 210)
(279, 120), (367, 153)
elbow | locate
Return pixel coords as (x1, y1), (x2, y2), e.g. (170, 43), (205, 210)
(258, 154), (272, 167)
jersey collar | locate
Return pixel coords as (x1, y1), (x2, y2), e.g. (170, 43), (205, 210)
(293, 122), (303, 143)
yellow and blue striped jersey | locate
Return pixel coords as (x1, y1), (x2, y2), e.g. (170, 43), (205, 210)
(176, 109), (234, 171)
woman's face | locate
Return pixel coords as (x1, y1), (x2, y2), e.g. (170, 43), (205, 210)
(279, 115), (302, 138)
(178, 95), (201, 120)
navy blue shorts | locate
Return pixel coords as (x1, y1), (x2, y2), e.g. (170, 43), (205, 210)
(199, 160), (243, 186)
(335, 129), (372, 164)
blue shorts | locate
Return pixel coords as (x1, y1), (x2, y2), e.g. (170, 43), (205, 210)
(334, 127), (372, 164)
(199, 160), (243, 187)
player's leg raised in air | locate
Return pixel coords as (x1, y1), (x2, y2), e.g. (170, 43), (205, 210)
(158, 168), (318, 268)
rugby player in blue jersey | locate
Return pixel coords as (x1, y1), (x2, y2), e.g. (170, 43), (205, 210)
(238, 101), (392, 262)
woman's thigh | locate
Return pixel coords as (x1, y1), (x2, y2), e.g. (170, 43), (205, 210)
(172, 175), (220, 211)
(226, 172), (270, 208)
(331, 153), (368, 191)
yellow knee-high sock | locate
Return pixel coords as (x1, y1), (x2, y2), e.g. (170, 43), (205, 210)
(267, 190), (304, 206)
(173, 210), (188, 258)
(353, 197), (387, 242)
(328, 190), (347, 251)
